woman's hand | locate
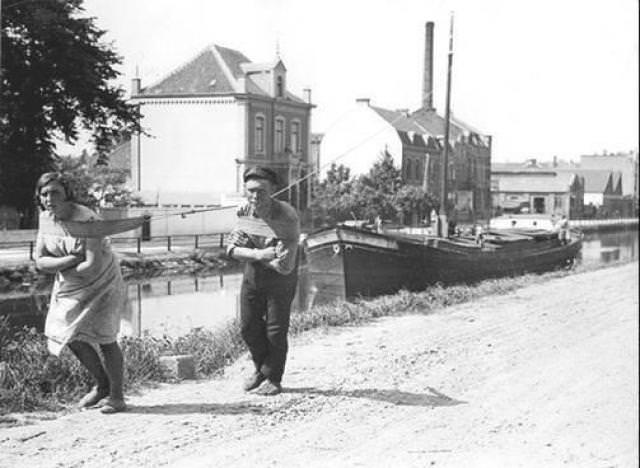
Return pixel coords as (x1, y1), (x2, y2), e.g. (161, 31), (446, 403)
(35, 254), (83, 274)
(73, 238), (103, 275)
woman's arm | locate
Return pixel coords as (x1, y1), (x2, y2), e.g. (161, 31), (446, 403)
(34, 238), (82, 273)
(72, 238), (103, 275)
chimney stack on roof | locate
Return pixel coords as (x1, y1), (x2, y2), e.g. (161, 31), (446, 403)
(303, 88), (312, 104)
(131, 77), (141, 96)
(422, 21), (435, 110)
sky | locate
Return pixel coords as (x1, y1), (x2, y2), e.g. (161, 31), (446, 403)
(81, 0), (638, 163)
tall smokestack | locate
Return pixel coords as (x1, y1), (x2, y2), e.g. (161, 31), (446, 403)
(422, 21), (435, 110)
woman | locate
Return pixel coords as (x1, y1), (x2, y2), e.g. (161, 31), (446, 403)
(34, 172), (127, 414)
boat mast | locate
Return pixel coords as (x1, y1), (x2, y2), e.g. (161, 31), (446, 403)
(439, 12), (454, 237)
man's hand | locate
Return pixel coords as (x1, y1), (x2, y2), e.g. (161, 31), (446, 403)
(255, 246), (278, 262)
(236, 202), (252, 217)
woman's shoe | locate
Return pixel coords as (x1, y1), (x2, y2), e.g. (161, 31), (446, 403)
(99, 398), (127, 414)
(77, 386), (110, 409)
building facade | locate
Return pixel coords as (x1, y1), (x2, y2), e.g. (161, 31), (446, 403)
(129, 44), (314, 210)
(491, 162), (585, 218)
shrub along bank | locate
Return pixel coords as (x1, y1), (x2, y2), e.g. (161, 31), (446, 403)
(0, 259), (633, 415)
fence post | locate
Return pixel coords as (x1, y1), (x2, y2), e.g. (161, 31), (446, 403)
(219, 233), (224, 248)
(29, 241), (34, 260)
(137, 237), (141, 254)
(195, 235), (199, 249)
(167, 236), (172, 252)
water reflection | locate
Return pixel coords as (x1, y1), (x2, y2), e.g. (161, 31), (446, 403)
(123, 273), (243, 338)
(124, 266), (314, 338)
(2, 228), (637, 338)
(579, 229), (638, 266)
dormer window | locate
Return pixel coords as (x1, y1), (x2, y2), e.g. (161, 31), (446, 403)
(276, 76), (284, 97)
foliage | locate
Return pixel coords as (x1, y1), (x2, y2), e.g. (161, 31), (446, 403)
(393, 185), (439, 224)
(311, 151), (439, 226)
(310, 163), (357, 225)
(0, 0), (142, 225)
(56, 153), (142, 209)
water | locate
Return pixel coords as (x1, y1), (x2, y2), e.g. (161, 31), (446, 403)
(579, 229), (638, 266)
(2, 228), (637, 338)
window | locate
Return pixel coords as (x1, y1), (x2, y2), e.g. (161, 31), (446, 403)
(275, 117), (285, 152)
(291, 120), (301, 153)
(414, 160), (421, 180)
(276, 76), (284, 97)
(255, 115), (265, 153)
(406, 160), (413, 180)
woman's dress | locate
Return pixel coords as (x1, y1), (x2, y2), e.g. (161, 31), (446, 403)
(37, 205), (127, 356)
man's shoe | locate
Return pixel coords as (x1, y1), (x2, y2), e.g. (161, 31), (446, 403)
(255, 380), (282, 396)
(243, 371), (266, 392)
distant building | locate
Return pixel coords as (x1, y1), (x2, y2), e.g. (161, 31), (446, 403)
(123, 44), (314, 210)
(491, 161), (584, 218)
(555, 169), (628, 217)
(320, 22), (492, 222)
(578, 151), (638, 214)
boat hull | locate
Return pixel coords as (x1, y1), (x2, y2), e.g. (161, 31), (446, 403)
(304, 226), (582, 302)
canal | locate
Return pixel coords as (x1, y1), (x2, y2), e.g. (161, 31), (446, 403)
(1, 228), (637, 338)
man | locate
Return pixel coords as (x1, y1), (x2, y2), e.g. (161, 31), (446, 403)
(557, 214), (569, 245)
(227, 167), (300, 396)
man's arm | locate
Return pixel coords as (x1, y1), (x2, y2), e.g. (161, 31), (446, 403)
(226, 229), (277, 263)
(265, 204), (300, 275)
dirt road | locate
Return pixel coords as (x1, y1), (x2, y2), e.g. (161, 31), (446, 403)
(1, 263), (638, 468)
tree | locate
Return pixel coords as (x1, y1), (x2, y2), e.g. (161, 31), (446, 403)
(0, 0), (142, 226)
(356, 151), (403, 220)
(310, 163), (357, 226)
(392, 185), (439, 225)
(56, 153), (141, 209)
(311, 152), (440, 227)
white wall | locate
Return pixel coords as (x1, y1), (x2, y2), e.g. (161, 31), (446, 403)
(584, 193), (604, 207)
(319, 104), (402, 177)
(138, 98), (244, 202)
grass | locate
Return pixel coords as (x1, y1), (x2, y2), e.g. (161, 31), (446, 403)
(0, 258), (634, 415)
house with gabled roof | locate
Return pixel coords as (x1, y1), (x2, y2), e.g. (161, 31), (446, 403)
(319, 22), (492, 222)
(556, 169), (625, 217)
(127, 44), (314, 209)
(578, 151), (638, 215)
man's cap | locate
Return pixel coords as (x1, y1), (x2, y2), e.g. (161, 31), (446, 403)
(243, 166), (278, 185)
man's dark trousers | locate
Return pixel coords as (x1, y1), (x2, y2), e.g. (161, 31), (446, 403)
(240, 261), (298, 384)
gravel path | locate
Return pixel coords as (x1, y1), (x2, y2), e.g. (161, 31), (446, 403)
(1, 263), (638, 468)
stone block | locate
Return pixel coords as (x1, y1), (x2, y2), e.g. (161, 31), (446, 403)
(159, 354), (195, 380)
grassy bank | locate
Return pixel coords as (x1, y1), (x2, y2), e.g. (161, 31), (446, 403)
(0, 259), (635, 415)
(0, 250), (232, 294)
